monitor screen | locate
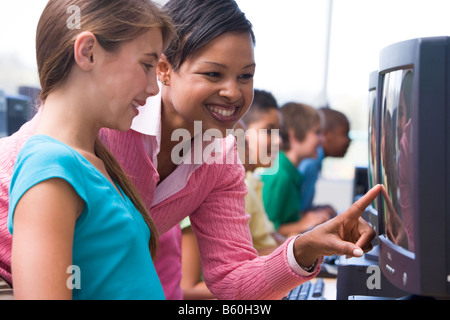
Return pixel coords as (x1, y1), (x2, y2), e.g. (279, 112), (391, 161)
(379, 68), (414, 253)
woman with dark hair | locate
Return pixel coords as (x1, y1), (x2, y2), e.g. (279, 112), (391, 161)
(101, 0), (379, 299)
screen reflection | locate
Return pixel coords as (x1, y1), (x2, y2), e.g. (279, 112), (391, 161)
(380, 69), (414, 252)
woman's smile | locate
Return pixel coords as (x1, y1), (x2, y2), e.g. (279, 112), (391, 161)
(205, 104), (241, 123)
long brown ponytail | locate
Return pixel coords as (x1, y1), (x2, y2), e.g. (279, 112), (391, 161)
(94, 137), (159, 258)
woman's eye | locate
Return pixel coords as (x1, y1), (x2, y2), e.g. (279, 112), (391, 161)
(205, 72), (221, 77)
(240, 73), (254, 80)
(143, 63), (154, 71)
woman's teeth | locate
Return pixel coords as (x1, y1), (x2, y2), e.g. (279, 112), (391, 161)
(206, 105), (236, 117)
(131, 100), (140, 108)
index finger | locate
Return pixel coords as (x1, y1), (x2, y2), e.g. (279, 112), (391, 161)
(345, 184), (382, 220)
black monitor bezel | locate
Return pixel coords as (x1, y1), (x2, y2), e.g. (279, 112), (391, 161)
(368, 70), (380, 214)
(377, 37), (450, 297)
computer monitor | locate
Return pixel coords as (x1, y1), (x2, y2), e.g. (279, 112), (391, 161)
(0, 89), (6, 137)
(18, 86), (41, 116)
(6, 94), (32, 136)
(374, 37), (450, 298)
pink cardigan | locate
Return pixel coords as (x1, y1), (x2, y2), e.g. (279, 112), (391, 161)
(0, 117), (38, 286)
(0, 117), (318, 299)
(100, 128), (319, 299)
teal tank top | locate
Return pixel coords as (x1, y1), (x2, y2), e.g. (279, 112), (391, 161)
(8, 135), (165, 300)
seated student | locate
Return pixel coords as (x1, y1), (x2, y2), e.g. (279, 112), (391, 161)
(261, 102), (333, 237)
(154, 225), (183, 299)
(180, 217), (215, 300)
(298, 107), (351, 213)
(238, 89), (287, 254)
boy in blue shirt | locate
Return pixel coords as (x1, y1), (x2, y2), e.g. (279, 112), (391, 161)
(298, 107), (351, 213)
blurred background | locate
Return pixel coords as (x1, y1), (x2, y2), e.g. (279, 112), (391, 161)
(1, 0), (450, 210)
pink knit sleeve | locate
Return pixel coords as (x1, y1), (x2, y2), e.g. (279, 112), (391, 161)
(189, 137), (319, 300)
(0, 115), (39, 285)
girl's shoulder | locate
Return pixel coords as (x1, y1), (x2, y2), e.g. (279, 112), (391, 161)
(18, 135), (82, 168)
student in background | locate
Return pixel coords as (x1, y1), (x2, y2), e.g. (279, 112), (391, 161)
(298, 107), (351, 213)
(238, 89), (287, 254)
(261, 102), (333, 237)
(5, 0), (174, 299)
(180, 217), (215, 300)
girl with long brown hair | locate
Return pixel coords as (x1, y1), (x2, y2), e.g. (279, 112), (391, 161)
(7, 0), (174, 299)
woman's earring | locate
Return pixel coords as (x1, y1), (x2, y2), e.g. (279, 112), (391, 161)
(162, 80), (167, 85)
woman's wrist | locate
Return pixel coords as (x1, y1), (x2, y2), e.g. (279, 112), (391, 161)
(293, 233), (321, 268)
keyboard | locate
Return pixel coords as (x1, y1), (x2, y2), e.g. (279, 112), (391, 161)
(283, 278), (325, 300)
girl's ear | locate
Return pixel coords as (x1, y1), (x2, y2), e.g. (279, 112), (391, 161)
(73, 31), (97, 71)
(157, 54), (172, 85)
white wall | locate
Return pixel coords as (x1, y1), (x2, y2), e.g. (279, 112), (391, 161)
(314, 177), (353, 214)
